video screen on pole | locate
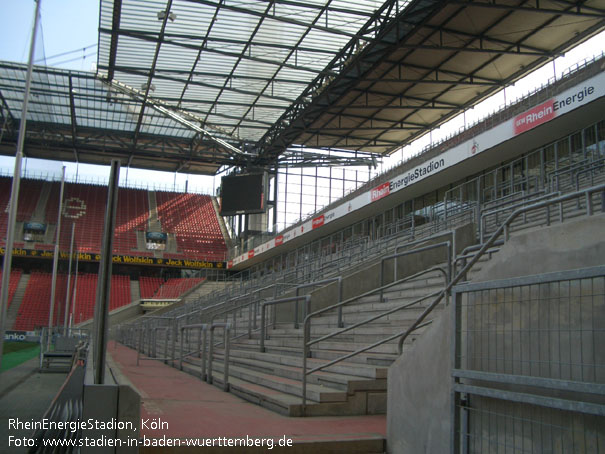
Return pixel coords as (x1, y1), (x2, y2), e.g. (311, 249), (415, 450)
(219, 173), (265, 216)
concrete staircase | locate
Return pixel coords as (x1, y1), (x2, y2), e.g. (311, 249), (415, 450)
(31, 181), (52, 223)
(147, 191), (162, 232)
(172, 269), (449, 417)
(130, 280), (140, 303)
(6, 273), (29, 329)
(130, 171), (604, 419)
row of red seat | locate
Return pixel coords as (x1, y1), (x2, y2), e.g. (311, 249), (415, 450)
(156, 192), (227, 260)
(1, 177), (226, 261)
(0, 178), (45, 239)
(14, 271), (67, 331)
(13, 271), (132, 330)
(12, 272), (206, 330)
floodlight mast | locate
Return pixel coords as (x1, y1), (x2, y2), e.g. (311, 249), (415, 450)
(0, 0), (42, 372)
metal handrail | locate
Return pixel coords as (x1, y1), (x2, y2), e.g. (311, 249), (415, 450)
(576, 159), (605, 191)
(396, 183), (605, 354)
(300, 266), (448, 412)
(548, 157), (602, 191)
(210, 297), (263, 340)
(136, 327), (170, 365)
(479, 191), (561, 242)
(260, 296), (311, 352)
(207, 322), (231, 391)
(298, 184), (604, 414)
(480, 189), (547, 213)
(381, 241), (452, 301)
(296, 277), (343, 328)
(179, 324), (207, 380)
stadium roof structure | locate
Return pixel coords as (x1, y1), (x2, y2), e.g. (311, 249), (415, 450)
(1, 0), (604, 175)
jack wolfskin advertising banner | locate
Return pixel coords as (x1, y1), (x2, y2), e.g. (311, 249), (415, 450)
(0, 247), (225, 270)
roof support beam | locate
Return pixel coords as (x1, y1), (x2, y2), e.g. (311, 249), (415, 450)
(106, 65), (311, 86)
(183, 0), (370, 42)
(230, 0), (333, 136)
(417, 23), (559, 56)
(105, 77), (250, 161)
(392, 43), (557, 57)
(106, 0), (122, 81)
(130, 0), (173, 153)
(103, 65), (296, 104)
(102, 28), (340, 58)
(445, 1), (605, 18)
(100, 28), (330, 76)
(0, 90), (15, 124)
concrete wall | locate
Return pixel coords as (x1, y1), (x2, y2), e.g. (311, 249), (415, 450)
(387, 308), (451, 454)
(78, 301), (143, 331)
(471, 213), (605, 281)
(386, 213), (605, 454)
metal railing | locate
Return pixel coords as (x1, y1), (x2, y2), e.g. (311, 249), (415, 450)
(396, 183), (605, 357)
(179, 324), (208, 376)
(381, 240), (452, 302)
(451, 266), (605, 453)
(301, 265), (449, 413)
(113, 175), (604, 409)
(260, 296), (311, 353)
(30, 341), (88, 452)
(296, 278), (343, 328)
(479, 191), (560, 242)
(207, 322), (231, 391)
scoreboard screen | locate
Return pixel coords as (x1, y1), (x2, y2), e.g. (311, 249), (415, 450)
(219, 173), (265, 216)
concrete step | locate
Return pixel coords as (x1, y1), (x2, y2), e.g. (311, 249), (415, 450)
(222, 348), (387, 380)
(208, 351), (386, 393)
(265, 325), (409, 338)
(184, 356), (346, 403)
(181, 353), (388, 418)
(228, 343), (398, 367)
(235, 337), (404, 355)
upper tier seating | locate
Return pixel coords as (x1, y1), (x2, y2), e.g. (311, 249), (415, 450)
(1, 177), (227, 260)
(114, 187), (149, 253)
(155, 192), (227, 261)
(0, 177), (44, 239)
(45, 183), (153, 254)
(45, 182), (107, 253)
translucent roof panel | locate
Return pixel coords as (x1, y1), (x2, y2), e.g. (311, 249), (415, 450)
(97, 0), (386, 148)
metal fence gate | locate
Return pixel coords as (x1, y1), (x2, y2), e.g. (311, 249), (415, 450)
(451, 266), (605, 453)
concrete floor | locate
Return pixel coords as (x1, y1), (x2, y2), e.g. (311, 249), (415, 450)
(108, 341), (386, 450)
(0, 357), (68, 453)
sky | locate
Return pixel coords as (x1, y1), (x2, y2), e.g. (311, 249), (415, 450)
(0, 0), (604, 199)
(0, 0), (218, 194)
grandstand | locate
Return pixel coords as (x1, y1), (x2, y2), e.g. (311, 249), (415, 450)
(0, 0), (603, 453)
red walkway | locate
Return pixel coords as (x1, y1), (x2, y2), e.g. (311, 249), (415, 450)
(107, 342), (386, 445)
